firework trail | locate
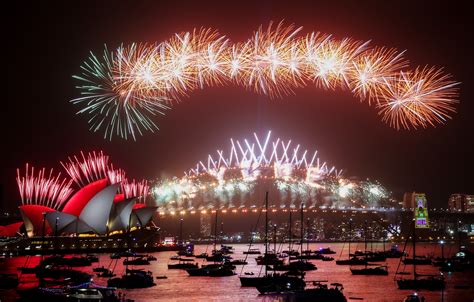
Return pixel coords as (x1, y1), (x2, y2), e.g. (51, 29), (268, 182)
(121, 178), (150, 203)
(61, 150), (126, 186)
(73, 21), (459, 140)
(16, 164), (74, 210)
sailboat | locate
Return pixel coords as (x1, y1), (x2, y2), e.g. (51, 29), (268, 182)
(272, 203), (317, 272)
(396, 219), (445, 290)
(186, 209), (235, 277)
(350, 221), (388, 275)
(239, 192), (305, 290)
(107, 212), (155, 288)
(336, 219), (368, 265)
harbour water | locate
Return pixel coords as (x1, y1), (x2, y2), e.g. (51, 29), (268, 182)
(1, 243), (473, 302)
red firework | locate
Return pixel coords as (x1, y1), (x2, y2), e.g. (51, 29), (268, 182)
(16, 164), (74, 210)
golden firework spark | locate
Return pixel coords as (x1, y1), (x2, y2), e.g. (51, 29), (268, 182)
(377, 67), (459, 129)
(73, 22), (460, 139)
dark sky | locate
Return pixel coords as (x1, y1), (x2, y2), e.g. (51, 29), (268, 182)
(3, 0), (473, 212)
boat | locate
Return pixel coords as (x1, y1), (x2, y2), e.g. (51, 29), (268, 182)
(256, 252), (284, 265)
(86, 254), (99, 263)
(107, 269), (155, 288)
(439, 260), (464, 272)
(40, 255), (93, 267)
(17, 266), (39, 274)
(335, 219), (368, 265)
(403, 293), (425, 302)
(383, 244), (406, 258)
(168, 262), (199, 269)
(177, 243), (195, 257)
(92, 266), (108, 273)
(17, 282), (123, 302)
(66, 288), (103, 301)
(228, 259), (247, 265)
(350, 265), (389, 275)
(316, 247), (337, 255)
(155, 275), (168, 279)
(170, 256), (194, 262)
(397, 275), (445, 290)
(272, 259), (317, 271)
(292, 282), (346, 302)
(350, 224), (389, 276)
(123, 257), (150, 265)
(294, 253), (325, 260)
(0, 273), (19, 289)
(281, 250), (300, 256)
(96, 269), (116, 278)
(255, 277), (306, 294)
(207, 265), (236, 277)
(351, 222), (387, 263)
(396, 217), (445, 290)
(206, 251), (228, 262)
(321, 256), (334, 261)
(240, 270), (305, 287)
(186, 263), (235, 277)
(195, 252), (208, 258)
(274, 203), (316, 272)
(243, 248), (261, 255)
(402, 255), (432, 265)
(220, 244), (234, 254)
(186, 210), (235, 277)
(36, 267), (92, 286)
(146, 255), (157, 261)
(262, 282), (347, 302)
(336, 257), (368, 265)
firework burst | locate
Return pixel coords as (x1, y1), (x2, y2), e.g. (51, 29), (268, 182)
(122, 179), (150, 203)
(73, 21), (459, 139)
(72, 46), (169, 140)
(377, 67), (459, 129)
(16, 164), (74, 210)
(152, 132), (394, 211)
(61, 150), (126, 186)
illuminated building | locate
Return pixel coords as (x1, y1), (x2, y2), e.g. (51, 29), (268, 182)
(449, 194), (474, 213)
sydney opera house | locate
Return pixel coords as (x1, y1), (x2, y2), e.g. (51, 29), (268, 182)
(0, 151), (163, 254)
(18, 179), (155, 238)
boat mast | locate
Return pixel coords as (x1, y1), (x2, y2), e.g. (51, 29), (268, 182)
(214, 210), (218, 258)
(348, 218), (352, 260)
(364, 220), (368, 260)
(306, 218), (310, 252)
(300, 202), (304, 254)
(179, 218), (183, 246)
(264, 191), (268, 276)
(273, 224), (277, 254)
(364, 220), (368, 254)
(364, 220), (368, 267)
(413, 218), (416, 280)
(289, 210), (292, 252)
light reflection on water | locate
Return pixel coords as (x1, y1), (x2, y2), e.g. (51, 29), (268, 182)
(1, 243), (473, 302)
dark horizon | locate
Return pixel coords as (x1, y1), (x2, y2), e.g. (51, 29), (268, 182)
(3, 0), (473, 213)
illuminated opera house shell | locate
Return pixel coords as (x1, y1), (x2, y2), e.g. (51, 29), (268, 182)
(18, 179), (155, 237)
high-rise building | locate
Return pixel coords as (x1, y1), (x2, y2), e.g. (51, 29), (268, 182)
(402, 192), (415, 209)
(448, 194), (474, 213)
(402, 192), (428, 209)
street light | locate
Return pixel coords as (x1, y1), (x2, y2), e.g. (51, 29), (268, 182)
(439, 240), (445, 260)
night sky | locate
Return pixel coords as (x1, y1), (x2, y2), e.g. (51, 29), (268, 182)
(3, 0), (473, 212)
